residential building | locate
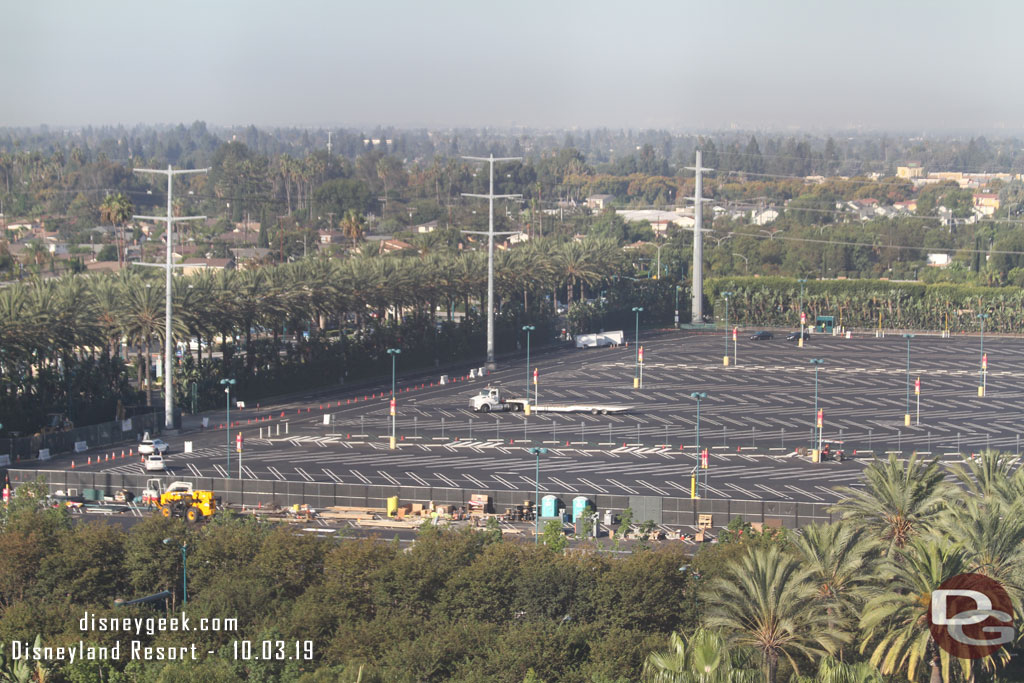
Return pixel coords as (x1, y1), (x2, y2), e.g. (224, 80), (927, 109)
(586, 194), (614, 210)
(973, 193), (1000, 216)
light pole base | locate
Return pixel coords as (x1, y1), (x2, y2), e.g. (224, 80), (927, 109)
(633, 377), (639, 389)
(798, 338), (804, 348)
(904, 414), (911, 427)
(389, 436), (396, 449)
(723, 355), (730, 367)
(978, 386), (985, 397)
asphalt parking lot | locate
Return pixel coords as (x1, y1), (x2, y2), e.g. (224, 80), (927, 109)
(24, 329), (1024, 504)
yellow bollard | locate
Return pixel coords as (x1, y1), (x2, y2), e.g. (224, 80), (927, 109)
(978, 386), (985, 397)
(723, 355), (730, 367)
(633, 377), (639, 389)
(524, 402), (531, 416)
(904, 414), (911, 427)
(811, 449), (819, 463)
(389, 435), (396, 449)
(798, 338), (804, 348)
(690, 474), (698, 499)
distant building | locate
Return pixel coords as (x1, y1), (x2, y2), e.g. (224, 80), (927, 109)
(181, 257), (233, 276)
(586, 194), (614, 210)
(751, 209), (780, 226)
(897, 164), (924, 179)
(414, 220), (438, 234)
(927, 253), (952, 267)
(378, 238), (415, 254)
(893, 200), (917, 213)
(973, 193), (1000, 216)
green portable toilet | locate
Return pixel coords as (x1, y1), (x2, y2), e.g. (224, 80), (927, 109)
(572, 496), (592, 523)
(541, 495), (560, 518)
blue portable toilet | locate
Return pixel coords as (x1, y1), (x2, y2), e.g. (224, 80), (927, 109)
(541, 495), (560, 518)
(572, 496), (592, 523)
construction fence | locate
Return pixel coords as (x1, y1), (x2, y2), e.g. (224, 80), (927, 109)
(9, 468), (839, 530)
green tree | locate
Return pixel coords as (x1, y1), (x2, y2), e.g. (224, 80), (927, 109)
(831, 454), (952, 552)
(642, 628), (761, 682)
(542, 519), (568, 554)
(705, 547), (847, 683)
(859, 540), (973, 683)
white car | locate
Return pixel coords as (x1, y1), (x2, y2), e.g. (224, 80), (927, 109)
(144, 454), (167, 472)
(138, 438), (169, 456)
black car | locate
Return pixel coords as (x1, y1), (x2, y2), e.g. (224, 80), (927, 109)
(749, 331), (773, 340)
(786, 331), (811, 341)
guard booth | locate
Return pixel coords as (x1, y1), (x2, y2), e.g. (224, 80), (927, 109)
(815, 315), (835, 334)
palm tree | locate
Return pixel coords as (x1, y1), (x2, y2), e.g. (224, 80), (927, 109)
(339, 209), (365, 245)
(790, 522), (877, 634)
(99, 193), (134, 267)
(789, 655), (884, 683)
(120, 278), (164, 406)
(642, 629), (761, 683)
(831, 454), (953, 551)
(553, 239), (602, 304)
(705, 546), (847, 682)
(859, 539), (972, 683)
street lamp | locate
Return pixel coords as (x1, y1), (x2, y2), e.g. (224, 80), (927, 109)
(810, 360), (824, 458)
(522, 325), (535, 405)
(632, 307), (643, 389)
(690, 392), (707, 497)
(529, 447), (548, 544)
(902, 334), (914, 427)
(721, 292), (732, 367)
(219, 379), (235, 477)
(978, 313), (989, 397)
(733, 252), (749, 275)
(387, 348), (401, 449)
(162, 538), (188, 606)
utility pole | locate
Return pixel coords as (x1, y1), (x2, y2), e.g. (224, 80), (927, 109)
(133, 166), (210, 430)
(462, 154), (522, 371)
(686, 151), (713, 324)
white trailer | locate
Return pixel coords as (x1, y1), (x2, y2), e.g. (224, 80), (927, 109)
(469, 386), (630, 415)
(575, 330), (624, 349)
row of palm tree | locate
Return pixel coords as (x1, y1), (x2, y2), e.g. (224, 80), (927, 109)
(645, 452), (1024, 682)
(709, 277), (1024, 333)
(0, 236), (632, 422)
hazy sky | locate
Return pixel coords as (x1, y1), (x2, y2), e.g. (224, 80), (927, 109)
(4, 0), (1021, 132)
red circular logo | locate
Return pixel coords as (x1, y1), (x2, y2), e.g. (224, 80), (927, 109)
(929, 573), (1014, 659)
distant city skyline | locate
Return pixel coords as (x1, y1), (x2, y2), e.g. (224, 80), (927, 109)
(3, 1), (1021, 133)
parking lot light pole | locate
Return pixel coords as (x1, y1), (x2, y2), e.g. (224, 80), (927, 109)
(810, 359), (824, 457)
(674, 285), (681, 328)
(632, 307), (643, 389)
(902, 334), (914, 427)
(690, 392), (707, 497)
(387, 348), (401, 449)
(163, 538), (188, 606)
(721, 292), (732, 366)
(522, 325), (535, 404)
(529, 447), (548, 544)
(797, 278), (807, 346)
(978, 313), (988, 397)
(219, 379), (235, 477)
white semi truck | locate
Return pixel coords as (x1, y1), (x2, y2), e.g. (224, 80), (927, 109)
(574, 330), (624, 349)
(469, 386), (630, 415)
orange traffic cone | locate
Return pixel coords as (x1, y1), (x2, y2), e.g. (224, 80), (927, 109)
(71, 460), (75, 468)
(87, 456), (91, 465)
